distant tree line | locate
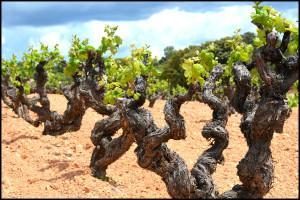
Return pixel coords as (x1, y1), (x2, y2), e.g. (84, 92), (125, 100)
(156, 32), (256, 89)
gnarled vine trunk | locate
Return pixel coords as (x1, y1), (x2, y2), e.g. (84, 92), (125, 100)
(1, 53), (114, 136)
(89, 76), (148, 178)
(130, 65), (229, 198)
(1, 75), (39, 127)
(91, 66), (228, 198)
(221, 54), (298, 198)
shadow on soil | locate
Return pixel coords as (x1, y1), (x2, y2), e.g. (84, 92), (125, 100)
(3, 135), (39, 145)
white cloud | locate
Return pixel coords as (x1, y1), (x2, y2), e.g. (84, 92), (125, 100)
(2, 35), (5, 45)
(114, 5), (256, 57)
(77, 5), (257, 58)
(3, 5), (298, 60)
(40, 32), (61, 46)
(26, 26), (71, 55)
(40, 31), (71, 55)
(25, 22), (106, 57)
(118, 5), (256, 57)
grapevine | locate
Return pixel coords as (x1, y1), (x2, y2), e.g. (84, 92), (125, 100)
(1, 2), (298, 199)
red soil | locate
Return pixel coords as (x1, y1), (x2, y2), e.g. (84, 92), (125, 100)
(1, 94), (298, 198)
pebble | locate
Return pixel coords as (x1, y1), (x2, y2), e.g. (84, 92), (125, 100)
(112, 187), (122, 193)
(84, 143), (92, 150)
(50, 184), (58, 190)
(66, 157), (73, 161)
(53, 143), (62, 147)
(54, 152), (61, 156)
(2, 179), (11, 186)
(83, 187), (90, 193)
(62, 136), (68, 140)
(27, 179), (36, 184)
(73, 163), (80, 168)
(27, 147), (34, 152)
(65, 149), (73, 157)
(76, 144), (83, 153)
(45, 185), (51, 190)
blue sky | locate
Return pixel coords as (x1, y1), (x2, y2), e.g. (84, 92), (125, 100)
(2, 1), (299, 60)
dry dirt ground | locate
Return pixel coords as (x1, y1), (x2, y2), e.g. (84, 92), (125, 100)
(1, 94), (299, 198)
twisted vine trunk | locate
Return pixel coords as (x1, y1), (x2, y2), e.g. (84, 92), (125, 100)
(1, 75), (38, 126)
(27, 62), (87, 135)
(221, 53), (298, 198)
(89, 110), (124, 178)
(2, 75), (16, 109)
(220, 29), (298, 197)
(89, 76), (148, 178)
(190, 65), (230, 198)
(109, 66), (228, 198)
(2, 52), (114, 136)
(125, 86), (195, 198)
